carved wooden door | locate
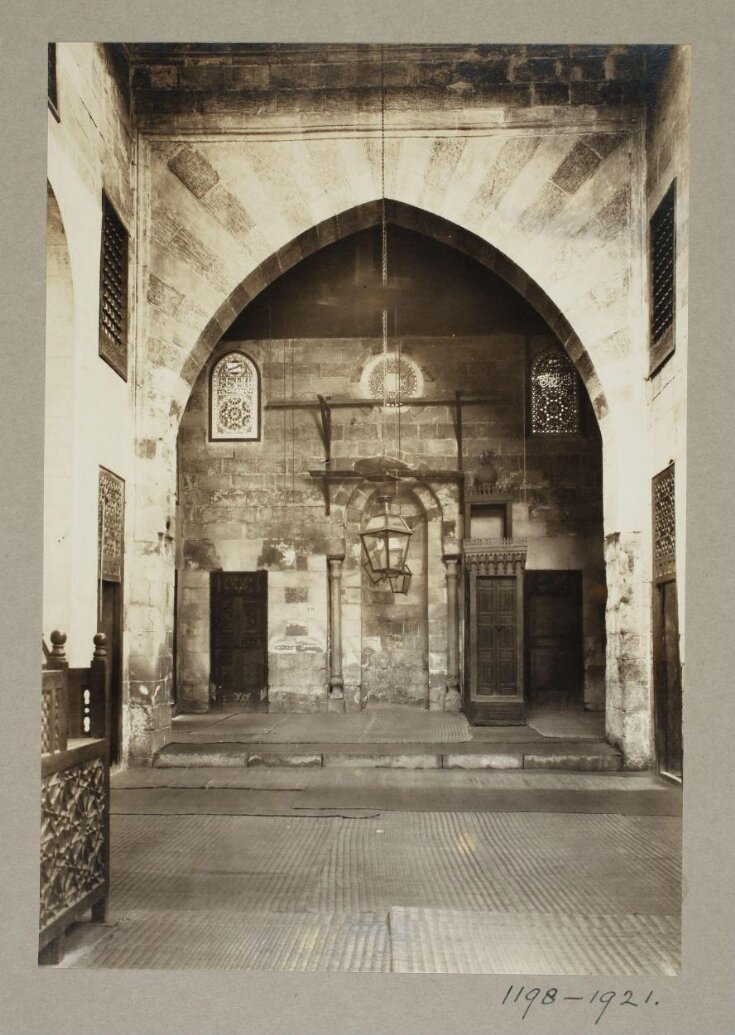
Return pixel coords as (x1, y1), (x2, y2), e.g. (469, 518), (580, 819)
(477, 577), (517, 696)
(466, 573), (524, 724)
(210, 571), (268, 710)
(525, 570), (583, 707)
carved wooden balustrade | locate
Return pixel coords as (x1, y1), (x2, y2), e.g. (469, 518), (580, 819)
(39, 630), (110, 965)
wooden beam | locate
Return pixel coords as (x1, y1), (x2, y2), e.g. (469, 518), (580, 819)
(266, 395), (501, 411)
(308, 469), (465, 483)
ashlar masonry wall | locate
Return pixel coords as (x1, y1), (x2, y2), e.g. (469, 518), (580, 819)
(177, 329), (604, 713)
(127, 48), (662, 762)
(645, 46), (690, 655)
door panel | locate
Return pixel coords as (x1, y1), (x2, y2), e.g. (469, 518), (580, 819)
(476, 576), (517, 697)
(466, 573), (523, 724)
(655, 578), (682, 778)
(99, 580), (122, 764)
(210, 571), (268, 711)
(525, 571), (583, 707)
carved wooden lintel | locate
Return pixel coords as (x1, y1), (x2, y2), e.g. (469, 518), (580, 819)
(463, 538), (527, 575)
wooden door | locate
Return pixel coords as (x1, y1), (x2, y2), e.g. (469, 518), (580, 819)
(99, 580), (122, 764)
(525, 571), (584, 708)
(652, 464), (682, 780)
(654, 578), (682, 779)
(210, 571), (268, 711)
(467, 574), (524, 724)
(477, 577), (517, 695)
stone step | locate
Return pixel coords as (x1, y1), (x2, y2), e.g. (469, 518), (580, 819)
(153, 739), (622, 772)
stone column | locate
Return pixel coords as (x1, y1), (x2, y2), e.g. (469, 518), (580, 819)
(444, 550), (462, 712)
(327, 551), (346, 711)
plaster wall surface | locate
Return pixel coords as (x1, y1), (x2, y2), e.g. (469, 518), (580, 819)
(45, 43), (137, 712)
(645, 46), (690, 658)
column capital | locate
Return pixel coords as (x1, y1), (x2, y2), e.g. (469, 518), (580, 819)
(327, 555), (345, 578)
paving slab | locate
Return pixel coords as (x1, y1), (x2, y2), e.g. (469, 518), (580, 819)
(110, 782), (681, 817)
(62, 805), (681, 972)
(67, 910), (390, 970)
(389, 907), (679, 975)
(444, 751), (524, 769)
(322, 752), (442, 769)
(524, 751), (621, 771)
(113, 767), (672, 793)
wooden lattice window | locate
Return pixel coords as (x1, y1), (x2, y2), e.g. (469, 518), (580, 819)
(48, 43), (59, 119)
(98, 467), (125, 583)
(98, 192), (129, 381)
(210, 351), (261, 441)
(530, 348), (580, 435)
(649, 181), (676, 372)
(653, 463), (676, 580)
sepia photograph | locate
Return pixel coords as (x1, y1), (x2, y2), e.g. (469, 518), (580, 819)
(36, 38), (692, 979)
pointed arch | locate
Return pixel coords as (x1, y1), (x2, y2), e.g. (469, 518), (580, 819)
(181, 200), (609, 427)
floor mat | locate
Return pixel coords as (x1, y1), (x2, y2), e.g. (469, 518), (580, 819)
(526, 708), (606, 740)
(170, 708), (472, 744)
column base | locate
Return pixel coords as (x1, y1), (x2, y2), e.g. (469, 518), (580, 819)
(327, 695), (346, 713)
(444, 687), (462, 713)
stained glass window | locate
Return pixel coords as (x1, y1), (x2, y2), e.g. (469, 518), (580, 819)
(210, 351), (260, 440)
(530, 348), (580, 435)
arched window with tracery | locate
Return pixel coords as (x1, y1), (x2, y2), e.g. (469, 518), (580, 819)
(529, 348), (580, 435)
(210, 351), (261, 441)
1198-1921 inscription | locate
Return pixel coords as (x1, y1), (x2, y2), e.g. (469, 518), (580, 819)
(501, 984), (661, 1025)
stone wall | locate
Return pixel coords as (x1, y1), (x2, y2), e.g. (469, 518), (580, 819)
(603, 46), (690, 768)
(128, 43), (660, 125)
(43, 42), (684, 763)
(360, 489), (429, 708)
(177, 326), (604, 713)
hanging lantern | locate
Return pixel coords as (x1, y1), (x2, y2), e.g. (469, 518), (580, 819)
(360, 493), (413, 578)
(362, 560), (385, 586)
(388, 565), (412, 595)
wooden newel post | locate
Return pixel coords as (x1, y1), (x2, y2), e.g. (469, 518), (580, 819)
(49, 630), (68, 668)
(327, 553), (345, 700)
(90, 632), (109, 743)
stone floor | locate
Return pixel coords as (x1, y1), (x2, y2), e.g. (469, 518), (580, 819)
(154, 705), (620, 771)
(58, 765), (681, 974)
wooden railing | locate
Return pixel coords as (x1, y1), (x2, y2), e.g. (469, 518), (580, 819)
(39, 630), (110, 965)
